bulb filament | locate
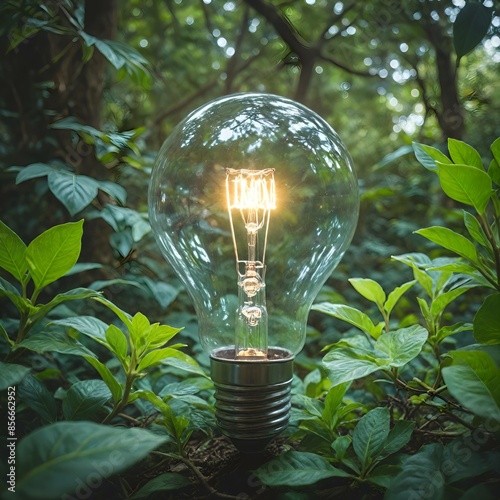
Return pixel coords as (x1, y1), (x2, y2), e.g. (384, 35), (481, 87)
(226, 168), (276, 359)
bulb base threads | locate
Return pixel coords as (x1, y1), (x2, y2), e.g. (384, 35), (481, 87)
(210, 347), (294, 454)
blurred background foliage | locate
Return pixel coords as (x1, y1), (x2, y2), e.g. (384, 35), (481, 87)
(0, 0), (499, 361)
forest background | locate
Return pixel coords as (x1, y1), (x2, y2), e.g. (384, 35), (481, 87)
(1, 0), (500, 499)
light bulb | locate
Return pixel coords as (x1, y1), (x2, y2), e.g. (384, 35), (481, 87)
(148, 93), (359, 452)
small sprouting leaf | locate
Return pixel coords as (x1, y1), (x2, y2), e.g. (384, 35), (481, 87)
(105, 324), (128, 361)
(312, 303), (383, 339)
(448, 138), (483, 169)
(473, 293), (500, 345)
(62, 379), (112, 420)
(436, 162), (492, 214)
(26, 220), (84, 292)
(47, 171), (99, 216)
(384, 280), (416, 316)
(349, 278), (386, 307)
(415, 226), (478, 263)
(0, 220), (27, 282)
(413, 142), (451, 172)
(353, 407), (390, 468)
(254, 451), (350, 486)
(442, 350), (500, 422)
(453, 3), (493, 62)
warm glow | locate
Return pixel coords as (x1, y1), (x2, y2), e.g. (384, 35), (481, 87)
(226, 168), (276, 210)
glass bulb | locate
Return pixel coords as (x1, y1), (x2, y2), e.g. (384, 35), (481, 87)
(148, 93), (359, 450)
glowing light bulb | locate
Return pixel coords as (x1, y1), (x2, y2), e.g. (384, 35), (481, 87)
(148, 93), (359, 452)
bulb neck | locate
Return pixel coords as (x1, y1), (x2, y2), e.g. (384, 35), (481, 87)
(210, 347), (294, 454)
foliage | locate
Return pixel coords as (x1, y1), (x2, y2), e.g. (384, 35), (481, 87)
(1, 0), (500, 498)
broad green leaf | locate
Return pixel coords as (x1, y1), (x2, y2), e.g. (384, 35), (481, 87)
(386, 443), (444, 500)
(415, 226), (478, 263)
(147, 323), (183, 350)
(51, 315), (109, 347)
(492, 137), (500, 167)
(95, 180), (127, 204)
(0, 362), (30, 390)
(448, 138), (483, 169)
(474, 293), (500, 345)
(323, 344), (381, 386)
(83, 356), (123, 402)
(105, 324), (128, 361)
(160, 350), (209, 378)
(90, 295), (132, 329)
(375, 326), (428, 367)
(47, 171), (99, 216)
(323, 382), (350, 426)
(312, 303), (383, 339)
(436, 162), (492, 214)
(0, 220), (27, 282)
(453, 3), (494, 61)
(17, 330), (97, 358)
(427, 261), (494, 289)
(19, 375), (57, 423)
(352, 407), (390, 468)
(138, 347), (182, 372)
(15, 162), (62, 184)
(349, 278), (386, 306)
(62, 379), (112, 420)
(332, 435), (352, 461)
(413, 142), (451, 172)
(430, 284), (475, 318)
(130, 473), (192, 499)
(131, 389), (172, 414)
(16, 422), (167, 499)
(489, 159), (500, 186)
(436, 322), (473, 343)
(442, 350), (500, 422)
(384, 280), (416, 316)
(254, 451), (350, 486)
(26, 220), (84, 292)
(463, 211), (492, 252)
(379, 420), (415, 459)
(33, 288), (102, 323)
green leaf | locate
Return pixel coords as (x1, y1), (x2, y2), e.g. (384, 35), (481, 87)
(130, 473), (191, 499)
(160, 350), (208, 378)
(430, 285), (474, 318)
(323, 382), (350, 425)
(16, 422), (167, 499)
(47, 171), (99, 216)
(312, 303), (383, 339)
(34, 288), (103, 320)
(442, 350), (500, 422)
(349, 278), (386, 306)
(17, 330), (97, 358)
(384, 280), (416, 316)
(19, 375), (57, 423)
(105, 324), (128, 361)
(83, 356), (123, 402)
(375, 326), (428, 367)
(62, 380), (112, 420)
(0, 362), (30, 390)
(453, 3), (493, 61)
(386, 443), (444, 500)
(92, 295), (133, 330)
(415, 226), (478, 263)
(26, 220), (84, 292)
(52, 315), (109, 348)
(474, 293), (500, 345)
(379, 420), (414, 459)
(489, 159), (500, 186)
(436, 322), (473, 343)
(352, 407), (390, 468)
(0, 220), (27, 282)
(15, 162), (64, 184)
(138, 347), (183, 372)
(253, 451), (350, 486)
(323, 344), (381, 386)
(95, 180), (127, 204)
(448, 138), (483, 169)
(436, 162), (492, 214)
(463, 211), (492, 252)
(413, 142), (451, 172)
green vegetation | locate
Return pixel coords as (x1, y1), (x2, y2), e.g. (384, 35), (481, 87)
(1, 1), (499, 498)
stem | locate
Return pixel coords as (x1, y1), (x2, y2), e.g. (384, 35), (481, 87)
(102, 373), (135, 424)
(479, 213), (500, 289)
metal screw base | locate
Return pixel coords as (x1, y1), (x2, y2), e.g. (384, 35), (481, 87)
(210, 347), (294, 454)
